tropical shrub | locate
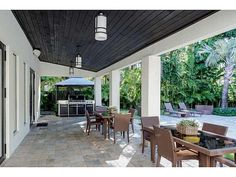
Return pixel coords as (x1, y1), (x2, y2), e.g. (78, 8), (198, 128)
(213, 107), (236, 116)
(41, 76), (66, 111)
(199, 38), (236, 108)
(40, 28), (236, 114)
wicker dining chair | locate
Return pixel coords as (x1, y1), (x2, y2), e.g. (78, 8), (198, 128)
(213, 156), (236, 167)
(85, 110), (102, 135)
(128, 108), (136, 133)
(202, 122), (228, 136)
(141, 116), (160, 154)
(153, 125), (199, 167)
(110, 113), (131, 144)
(202, 122), (228, 167)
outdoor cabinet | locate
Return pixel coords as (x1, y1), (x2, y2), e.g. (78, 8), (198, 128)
(69, 104), (77, 116)
(78, 104), (86, 115)
(59, 104), (68, 116)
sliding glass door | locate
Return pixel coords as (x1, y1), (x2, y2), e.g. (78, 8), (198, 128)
(0, 41), (6, 164)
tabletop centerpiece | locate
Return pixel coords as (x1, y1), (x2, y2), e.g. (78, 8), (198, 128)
(108, 106), (118, 114)
(176, 119), (199, 135)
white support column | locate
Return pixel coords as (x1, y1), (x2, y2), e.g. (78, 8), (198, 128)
(109, 69), (120, 113)
(141, 55), (161, 117)
(94, 76), (102, 106)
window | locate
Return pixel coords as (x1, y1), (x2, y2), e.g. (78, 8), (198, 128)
(13, 54), (18, 134)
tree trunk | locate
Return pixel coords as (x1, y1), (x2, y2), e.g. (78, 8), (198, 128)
(221, 65), (234, 109)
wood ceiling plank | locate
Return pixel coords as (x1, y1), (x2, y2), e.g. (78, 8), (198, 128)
(92, 10), (168, 67)
(95, 11), (211, 70)
(12, 10), (216, 72)
(82, 10), (120, 65)
(87, 10), (139, 64)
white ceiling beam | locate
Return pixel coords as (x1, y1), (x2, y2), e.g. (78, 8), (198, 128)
(40, 61), (96, 77)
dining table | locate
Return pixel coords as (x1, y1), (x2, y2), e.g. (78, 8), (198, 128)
(94, 111), (114, 139)
(144, 125), (236, 167)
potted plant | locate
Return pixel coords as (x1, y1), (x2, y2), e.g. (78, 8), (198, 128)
(176, 119), (199, 135)
(108, 106), (118, 114)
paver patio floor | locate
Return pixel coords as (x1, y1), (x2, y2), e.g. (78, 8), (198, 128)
(1, 115), (199, 167)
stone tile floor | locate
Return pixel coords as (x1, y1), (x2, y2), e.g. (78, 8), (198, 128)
(1, 115), (199, 167)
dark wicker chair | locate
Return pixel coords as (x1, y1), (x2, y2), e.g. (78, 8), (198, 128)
(202, 122), (228, 136)
(109, 113), (131, 144)
(213, 156), (236, 167)
(128, 108), (136, 133)
(153, 126), (199, 167)
(85, 110), (102, 135)
(202, 122), (229, 167)
(141, 116), (159, 162)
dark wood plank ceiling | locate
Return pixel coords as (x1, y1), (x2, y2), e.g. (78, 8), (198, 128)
(12, 10), (217, 72)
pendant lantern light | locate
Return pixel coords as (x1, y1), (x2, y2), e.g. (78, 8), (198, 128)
(75, 54), (82, 68)
(95, 13), (107, 41)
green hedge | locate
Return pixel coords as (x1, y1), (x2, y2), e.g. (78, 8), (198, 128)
(213, 107), (236, 116)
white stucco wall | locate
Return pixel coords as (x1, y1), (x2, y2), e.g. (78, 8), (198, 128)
(0, 10), (40, 158)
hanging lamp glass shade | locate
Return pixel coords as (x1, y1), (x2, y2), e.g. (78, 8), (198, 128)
(75, 55), (82, 68)
(95, 13), (107, 41)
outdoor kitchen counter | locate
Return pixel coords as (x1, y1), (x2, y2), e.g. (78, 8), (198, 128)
(57, 100), (95, 116)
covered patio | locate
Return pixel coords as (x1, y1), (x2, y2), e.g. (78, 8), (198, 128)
(1, 9), (236, 168)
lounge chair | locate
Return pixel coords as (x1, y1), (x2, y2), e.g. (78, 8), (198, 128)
(178, 102), (202, 116)
(164, 103), (187, 118)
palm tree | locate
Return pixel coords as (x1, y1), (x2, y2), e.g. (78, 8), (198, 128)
(199, 38), (236, 108)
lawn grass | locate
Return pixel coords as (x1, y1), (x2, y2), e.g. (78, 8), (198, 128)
(224, 153), (235, 161)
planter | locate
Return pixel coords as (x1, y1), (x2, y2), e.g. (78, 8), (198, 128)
(176, 124), (198, 135)
(108, 106), (118, 114)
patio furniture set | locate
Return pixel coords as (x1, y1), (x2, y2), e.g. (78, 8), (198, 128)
(141, 117), (236, 167)
(84, 105), (236, 167)
(85, 106), (135, 144)
(164, 102), (202, 117)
